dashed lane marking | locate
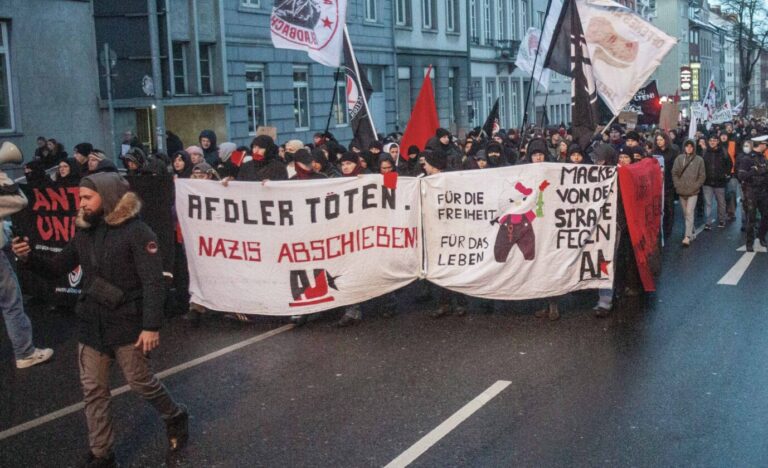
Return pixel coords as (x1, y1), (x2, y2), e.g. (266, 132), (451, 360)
(0, 324), (294, 441)
(718, 241), (765, 286)
(385, 380), (512, 468)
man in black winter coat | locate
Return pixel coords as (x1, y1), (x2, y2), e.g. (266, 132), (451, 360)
(737, 136), (768, 251)
(235, 135), (288, 182)
(701, 133), (732, 229)
(12, 172), (188, 467)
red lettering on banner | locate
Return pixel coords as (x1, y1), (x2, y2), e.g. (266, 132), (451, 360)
(36, 215), (75, 241)
(198, 236), (261, 262)
(276, 226), (418, 263)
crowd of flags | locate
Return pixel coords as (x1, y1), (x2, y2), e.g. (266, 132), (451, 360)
(267, 0), (746, 152)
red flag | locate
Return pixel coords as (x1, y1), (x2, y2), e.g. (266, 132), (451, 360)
(399, 67), (439, 161)
(618, 158), (663, 292)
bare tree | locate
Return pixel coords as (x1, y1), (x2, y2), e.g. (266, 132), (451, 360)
(721, 0), (768, 114)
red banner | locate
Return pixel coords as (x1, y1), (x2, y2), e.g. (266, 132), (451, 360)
(618, 158), (662, 292)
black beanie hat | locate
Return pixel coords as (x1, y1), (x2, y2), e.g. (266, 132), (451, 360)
(625, 131), (640, 142)
(436, 128), (450, 139)
(424, 150), (447, 170)
(486, 142), (503, 154)
(294, 148), (313, 166)
(340, 152), (359, 164)
(251, 135), (274, 150)
(407, 145), (420, 156)
(527, 138), (548, 157)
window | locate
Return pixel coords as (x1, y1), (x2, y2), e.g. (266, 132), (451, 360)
(497, 0), (506, 40)
(469, 0), (478, 43)
(471, 79), (482, 127)
(396, 0), (411, 26)
(172, 42), (188, 95)
(293, 67), (310, 130)
(334, 76), (348, 126)
(483, 0), (492, 45)
(447, 68), (456, 124)
(509, 0), (517, 41)
(485, 80), (495, 120)
(422, 0), (436, 30)
(447, 0), (458, 32)
(397, 67), (411, 130)
(499, 80), (508, 127)
(199, 43), (213, 94)
(537, 11), (545, 28)
(246, 65), (266, 135)
(241, 0), (259, 7)
(0, 22), (13, 131)
(521, 0), (529, 30)
(510, 80), (520, 128)
(365, 0), (377, 22)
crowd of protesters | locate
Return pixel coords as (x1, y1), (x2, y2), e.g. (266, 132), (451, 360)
(14, 117), (768, 327)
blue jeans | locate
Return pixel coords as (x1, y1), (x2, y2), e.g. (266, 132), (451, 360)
(0, 250), (35, 360)
(702, 185), (726, 225)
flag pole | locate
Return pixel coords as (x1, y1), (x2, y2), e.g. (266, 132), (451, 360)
(324, 68), (341, 136)
(518, 0), (555, 141)
(344, 26), (378, 139)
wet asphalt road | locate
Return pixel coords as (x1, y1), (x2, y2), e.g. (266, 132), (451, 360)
(1, 208), (767, 468)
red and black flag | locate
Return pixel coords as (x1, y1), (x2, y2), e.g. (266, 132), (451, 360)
(342, 27), (377, 150)
(481, 98), (501, 139)
(544, 0), (599, 150)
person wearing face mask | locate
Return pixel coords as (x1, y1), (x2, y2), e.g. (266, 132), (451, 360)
(737, 136), (768, 251)
(234, 135), (288, 182)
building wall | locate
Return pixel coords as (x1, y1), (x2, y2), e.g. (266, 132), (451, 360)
(225, 0), (396, 148)
(394, 0), (469, 135)
(0, 0), (104, 160)
(652, 0), (687, 97)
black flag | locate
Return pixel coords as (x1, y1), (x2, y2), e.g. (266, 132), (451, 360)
(342, 27), (377, 150)
(481, 98), (500, 138)
(544, 0), (599, 150)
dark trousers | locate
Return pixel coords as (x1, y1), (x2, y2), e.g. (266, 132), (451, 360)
(744, 190), (768, 244)
(663, 190), (675, 238)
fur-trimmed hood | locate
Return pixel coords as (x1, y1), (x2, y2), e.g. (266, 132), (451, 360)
(76, 191), (142, 229)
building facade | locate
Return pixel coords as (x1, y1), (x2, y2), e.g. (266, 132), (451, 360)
(225, 0), (397, 148)
(94, 0), (230, 156)
(0, 0), (104, 159)
(393, 0), (469, 136)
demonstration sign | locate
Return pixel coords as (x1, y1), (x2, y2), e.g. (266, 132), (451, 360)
(421, 164), (618, 300)
(176, 176), (422, 315)
(12, 181), (82, 305)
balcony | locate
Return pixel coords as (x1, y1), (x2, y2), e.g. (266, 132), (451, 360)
(495, 39), (520, 60)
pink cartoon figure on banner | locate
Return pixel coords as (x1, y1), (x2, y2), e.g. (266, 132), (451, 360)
(491, 179), (550, 262)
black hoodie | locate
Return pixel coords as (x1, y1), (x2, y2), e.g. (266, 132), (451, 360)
(199, 129), (220, 166)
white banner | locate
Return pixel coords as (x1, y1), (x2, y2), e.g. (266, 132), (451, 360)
(576, 0), (677, 115)
(270, 0), (347, 67)
(422, 165), (618, 300)
(516, 28), (553, 91)
(176, 176), (421, 315)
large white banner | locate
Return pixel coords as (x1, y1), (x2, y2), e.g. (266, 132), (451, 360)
(577, 0), (677, 115)
(176, 176), (421, 315)
(422, 164), (618, 300)
(515, 28), (553, 91)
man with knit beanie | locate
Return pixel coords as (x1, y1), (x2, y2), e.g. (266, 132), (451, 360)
(12, 172), (188, 467)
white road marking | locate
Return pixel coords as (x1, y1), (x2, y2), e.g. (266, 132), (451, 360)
(385, 380), (512, 468)
(736, 240), (767, 253)
(718, 252), (758, 285)
(0, 324), (294, 441)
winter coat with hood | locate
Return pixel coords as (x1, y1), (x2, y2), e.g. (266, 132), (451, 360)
(702, 141), (732, 187)
(671, 142), (706, 197)
(172, 150), (194, 179)
(199, 129), (220, 166)
(426, 130), (463, 171)
(24, 172), (165, 352)
(236, 136), (288, 182)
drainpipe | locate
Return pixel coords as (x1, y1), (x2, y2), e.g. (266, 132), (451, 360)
(148, 0), (166, 153)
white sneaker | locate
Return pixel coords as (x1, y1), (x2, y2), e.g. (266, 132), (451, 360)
(682, 236), (690, 247)
(16, 348), (54, 369)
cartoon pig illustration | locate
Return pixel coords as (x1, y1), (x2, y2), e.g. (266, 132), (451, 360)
(491, 179), (549, 262)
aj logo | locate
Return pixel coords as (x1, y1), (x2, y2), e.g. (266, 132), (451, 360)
(289, 269), (339, 307)
(68, 266), (82, 288)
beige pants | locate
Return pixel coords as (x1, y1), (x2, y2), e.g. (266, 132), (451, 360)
(78, 343), (181, 457)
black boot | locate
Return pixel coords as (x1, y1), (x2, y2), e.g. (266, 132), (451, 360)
(166, 406), (189, 452)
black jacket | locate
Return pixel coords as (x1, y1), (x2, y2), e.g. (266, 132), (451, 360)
(702, 145), (732, 187)
(737, 151), (768, 194)
(236, 158), (288, 182)
(27, 192), (165, 351)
